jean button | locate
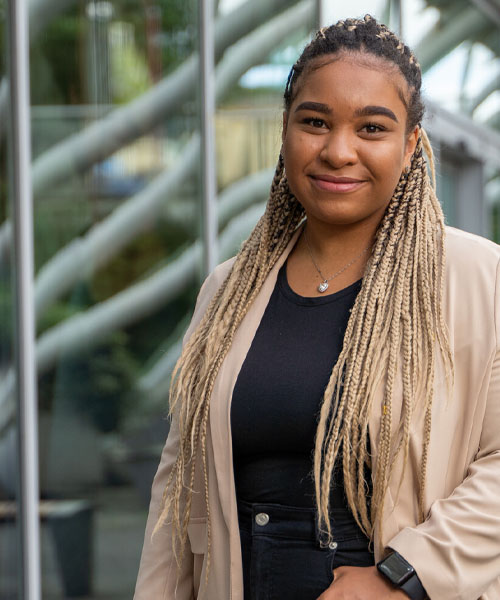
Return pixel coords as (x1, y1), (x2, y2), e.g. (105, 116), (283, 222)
(255, 512), (270, 526)
(328, 541), (338, 550)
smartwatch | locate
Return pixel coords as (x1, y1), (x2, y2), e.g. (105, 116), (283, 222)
(376, 550), (427, 600)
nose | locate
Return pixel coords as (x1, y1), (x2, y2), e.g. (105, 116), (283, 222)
(319, 129), (358, 167)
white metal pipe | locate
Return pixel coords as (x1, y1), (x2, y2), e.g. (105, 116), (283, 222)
(6, 0), (41, 598)
(391, 0), (403, 39)
(316, 0), (325, 29)
(199, 0), (218, 275)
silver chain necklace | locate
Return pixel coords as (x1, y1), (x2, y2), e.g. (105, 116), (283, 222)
(304, 229), (371, 293)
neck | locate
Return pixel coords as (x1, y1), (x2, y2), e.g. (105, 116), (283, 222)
(302, 217), (377, 263)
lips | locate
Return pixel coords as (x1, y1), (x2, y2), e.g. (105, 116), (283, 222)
(309, 174), (366, 193)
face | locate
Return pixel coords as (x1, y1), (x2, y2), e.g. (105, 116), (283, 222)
(281, 53), (419, 230)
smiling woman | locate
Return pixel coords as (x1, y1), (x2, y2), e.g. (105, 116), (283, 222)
(135, 15), (500, 600)
(282, 56), (418, 251)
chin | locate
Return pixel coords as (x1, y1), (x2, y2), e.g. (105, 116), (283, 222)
(308, 208), (371, 225)
(307, 208), (387, 229)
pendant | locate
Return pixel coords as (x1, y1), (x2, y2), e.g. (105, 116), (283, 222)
(318, 281), (329, 293)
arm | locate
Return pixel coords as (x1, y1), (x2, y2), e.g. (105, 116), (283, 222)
(388, 349), (500, 600)
(386, 255), (500, 600)
(319, 257), (500, 600)
(134, 410), (194, 599)
(134, 259), (235, 600)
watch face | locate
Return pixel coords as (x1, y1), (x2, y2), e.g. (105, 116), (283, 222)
(379, 553), (414, 585)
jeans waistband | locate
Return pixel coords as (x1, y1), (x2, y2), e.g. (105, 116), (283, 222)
(237, 500), (369, 544)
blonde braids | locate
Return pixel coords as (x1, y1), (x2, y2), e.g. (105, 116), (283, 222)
(312, 136), (452, 546)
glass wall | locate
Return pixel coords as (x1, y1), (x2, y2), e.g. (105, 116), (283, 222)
(0, 2), (20, 597)
(215, 1), (314, 259)
(2, 0), (500, 597)
(30, 1), (203, 596)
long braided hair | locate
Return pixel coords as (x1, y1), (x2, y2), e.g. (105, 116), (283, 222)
(155, 14), (453, 569)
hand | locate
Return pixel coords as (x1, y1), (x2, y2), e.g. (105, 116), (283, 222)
(316, 565), (409, 600)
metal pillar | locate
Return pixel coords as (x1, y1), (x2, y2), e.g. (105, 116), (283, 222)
(316, 0), (325, 29)
(6, 0), (41, 598)
(199, 0), (218, 276)
(391, 0), (403, 39)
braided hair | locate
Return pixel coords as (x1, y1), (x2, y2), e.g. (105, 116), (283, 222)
(285, 15), (424, 133)
(155, 14), (453, 572)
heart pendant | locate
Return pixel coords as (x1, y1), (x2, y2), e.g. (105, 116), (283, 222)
(318, 281), (329, 293)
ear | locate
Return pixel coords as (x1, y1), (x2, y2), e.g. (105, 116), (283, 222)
(282, 111), (288, 144)
(403, 125), (419, 169)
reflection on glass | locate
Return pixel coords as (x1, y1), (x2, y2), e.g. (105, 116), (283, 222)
(32, 1), (201, 596)
(0, 2), (20, 598)
(26, 1), (319, 594)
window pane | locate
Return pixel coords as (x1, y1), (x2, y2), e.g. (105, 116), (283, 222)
(216, 2), (316, 258)
(0, 1), (21, 597)
(31, 1), (201, 596)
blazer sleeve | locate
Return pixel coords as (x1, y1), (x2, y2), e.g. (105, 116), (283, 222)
(388, 259), (500, 600)
(134, 258), (235, 600)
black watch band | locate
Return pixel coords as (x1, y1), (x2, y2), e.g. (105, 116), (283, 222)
(377, 551), (427, 600)
(400, 570), (427, 600)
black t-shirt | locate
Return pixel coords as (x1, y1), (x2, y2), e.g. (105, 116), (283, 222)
(231, 261), (362, 508)
(230, 263), (429, 598)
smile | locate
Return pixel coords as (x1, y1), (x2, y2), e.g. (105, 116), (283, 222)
(309, 175), (366, 193)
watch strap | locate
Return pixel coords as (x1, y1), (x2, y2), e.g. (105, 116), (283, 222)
(400, 571), (427, 600)
(377, 551), (428, 600)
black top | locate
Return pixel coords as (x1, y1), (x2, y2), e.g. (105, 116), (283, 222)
(230, 261), (427, 600)
(231, 261), (362, 508)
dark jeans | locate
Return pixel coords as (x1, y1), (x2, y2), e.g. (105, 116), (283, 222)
(238, 500), (374, 600)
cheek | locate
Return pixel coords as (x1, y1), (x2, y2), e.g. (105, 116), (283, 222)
(364, 143), (405, 180)
(283, 131), (319, 166)
(282, 140), (308, 192)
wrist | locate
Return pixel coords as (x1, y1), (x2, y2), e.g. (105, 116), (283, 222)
(377, 550), (427, 600)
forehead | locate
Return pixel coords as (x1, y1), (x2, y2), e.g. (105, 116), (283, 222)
(291, 53), (409, 118)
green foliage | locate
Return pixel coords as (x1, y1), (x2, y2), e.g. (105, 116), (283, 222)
(37, 300), (84, 336)
(34, 192), (92, 271)
(30, 14), (84, 105)
(39, 330), (139, 433)
(109, 23), (151, 103)
(115, 0), (197, 73)
(0, 279), (12, 355)
(64, 331), (138, 433)
(27, 0), (198, 105)
(492, 203), (500, 244)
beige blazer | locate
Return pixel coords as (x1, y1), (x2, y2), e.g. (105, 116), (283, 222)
(134, 225), (500, 600)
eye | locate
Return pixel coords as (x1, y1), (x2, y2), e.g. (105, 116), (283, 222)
(361, 122), (386, 134)
(302, 117), (327, 129)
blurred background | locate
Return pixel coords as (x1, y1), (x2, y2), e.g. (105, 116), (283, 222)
(0, 0), (499, 597)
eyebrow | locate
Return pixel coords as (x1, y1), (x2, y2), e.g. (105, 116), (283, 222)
(294, 101), (399, 123)
(294, 101), (331, 114)
(354, 105), (399, 123)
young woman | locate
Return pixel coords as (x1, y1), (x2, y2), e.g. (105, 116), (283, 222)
(134, 15), (500, 600)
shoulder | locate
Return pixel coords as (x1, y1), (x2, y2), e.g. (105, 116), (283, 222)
(443, 226), (500, 347)
(444, 226), (500, 289)
(445, 226), (500, 268)
(198, 257), (236, 302)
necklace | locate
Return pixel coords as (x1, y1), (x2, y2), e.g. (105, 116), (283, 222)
(304, 229), (371, 293)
